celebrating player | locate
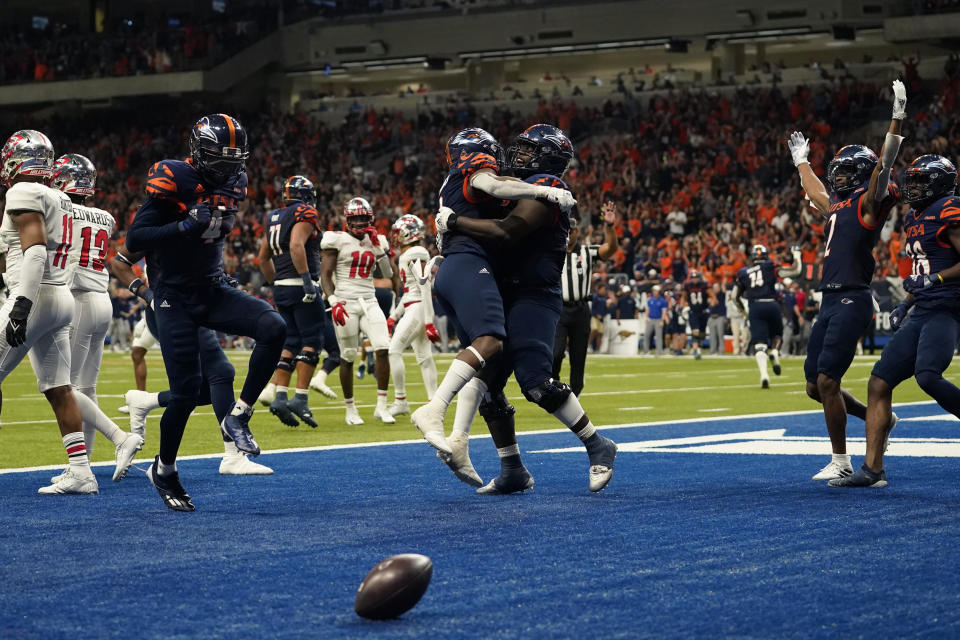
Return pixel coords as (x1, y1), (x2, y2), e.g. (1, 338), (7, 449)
(410, 127), (576, 455)
(386, 214), (441, 416)
(320, 196), (395, 425)
(787, 78), (906, 482)
(831, 154), (960, 488)
(435, 124), (618, 494)
(126, 114), (286, 511)
(257, 175), (324, 428)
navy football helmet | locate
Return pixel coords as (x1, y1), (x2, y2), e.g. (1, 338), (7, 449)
(506, 124), (575, 180)
(189, 113), (249, 185)
(445, 127), (502, 168)
(902, 154), (958, 206)
(283, 175), (316, 207)
(751, 244), (769, 264)
(51, 153), (97, 197)
(827, 145), (877, 196)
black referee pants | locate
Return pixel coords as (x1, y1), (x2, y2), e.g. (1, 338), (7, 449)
(552, 301), (591, 396)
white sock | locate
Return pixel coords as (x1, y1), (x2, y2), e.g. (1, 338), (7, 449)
(141, 392), (161, 410)
(63, 432), (92, 474)
(832, 453), (851, 465)
(224, 440), (239, 455)
(231, 399), (251, 416)
(389, 352), (406, 399)
(432, 359), (478, 411)
(755, 350), (769, 379)
(158, 459), (177, 475)
(73, 391), (126, 447)
(276, 385), (288, 395)
(294, 388), (308, 398)
(420, 357), (438, 399)
(377, 390), (388, 410)
(82, 422), (96, 458)
(345, 397), (356, 411)
(497, 444), (520, 458)
(552, 394), (587, 430)
(453, 378), (487, 436)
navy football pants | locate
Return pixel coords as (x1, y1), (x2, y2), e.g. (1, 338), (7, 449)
(804, 289), (873, 384)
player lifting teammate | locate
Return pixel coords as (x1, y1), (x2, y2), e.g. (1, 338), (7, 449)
(787, 79), (907, 481)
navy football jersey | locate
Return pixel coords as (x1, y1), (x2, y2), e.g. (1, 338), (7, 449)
(736, 260), (778, 300)
(500, 174), (571, 292)
(266, 202), (322, 280)
(903, 195), (960, 309)
(131, 159), (246, 288)
(684, 279), (709, 312)
(438, 151), (503, 261)
(818, 183), (898, 292)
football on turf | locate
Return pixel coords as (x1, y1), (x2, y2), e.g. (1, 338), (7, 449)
(354, 553), (433, 620)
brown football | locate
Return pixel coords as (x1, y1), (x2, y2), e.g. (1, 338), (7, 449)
(354, 553), (433, 620)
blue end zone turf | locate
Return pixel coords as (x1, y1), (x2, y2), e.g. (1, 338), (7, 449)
(3, 402), (960, 638)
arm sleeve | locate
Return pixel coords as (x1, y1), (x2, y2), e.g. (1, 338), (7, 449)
(16, 243), (45, 302)
(125, 198), (182, 253)
(470, 171), (547, 201)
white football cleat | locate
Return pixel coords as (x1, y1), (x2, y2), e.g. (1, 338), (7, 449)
(50, 467), (70, 484)
(311, 380), (337, 399)
(883, 412), (899, 453)
(38, 470), (98, 495)
(117, 405), (130, 414)
(125, 389), (157, 439)
(258, 382), (277, 407)
(374, 407), (396, 424)
(811, 459), (854, 481)
(113, 432), (144, 482)
(441, 432), (482, 487)
(219, 451), (274, 475)
(410, 403), (452, 455)
(345, 406), (365, 426)
(388, 400), (411, 417)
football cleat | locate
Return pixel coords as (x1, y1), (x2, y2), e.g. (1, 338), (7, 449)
(148, 456), (195, 512)
(310, 374), (337, 398)
(50, 467), (70, 484)
(345, 405), (365, 426)
(220, 405), (260, 456)
(124, 389), (156, 439)
(117, 404), (130, 414)
(828, 465), (887, 488)
(761, 379), (770, 389)
(355, 363), (366, 380)
(770, 350), (782, 376)
(587, 436), (618, 493)
(388, 400), (411, 417)
(287, 395), (318, 428)
(883, 412), (899, 454)
(219, 451), (274, 475)
(113, 432), (144, 482)
(811, 459), (854, 481)
(374, 406), (396, 424)
(410, 403), (452, 455)
(38, 469), (98, 495)
(476, 468), (534, 495)
(269, 396), (300, 427)
(258, 382), (277, 407)
(440, 432), (482, 487)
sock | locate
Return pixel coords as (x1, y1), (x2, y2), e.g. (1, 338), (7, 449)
(345, 397), (356, 411)
(377, 390), (388, 410)
(496, 444), (523, 472)
(158, 391), (170, 407)
(394, 394), (407, 404)
(755, 350), (769, 379)
(276, 386), (288, 400)
(230, 399), (251, 417)
(432, 359), (478, 410)
(453, 378), (486, 436)
(82, 422), (96, 458)
(224, 440), (239, 455)
(294, 388), (309, 399)
(832, 453), (852, 466)
(241, 326), (284, 405)
(73, 391), (127, 447)
(420, 357), (438, 399)
(158, 400), (193, 465)
(63, 432), (91, 474)
(313, 369), (329, 385)
(158, 458), (177, 476)
(389, 352), (406, 399)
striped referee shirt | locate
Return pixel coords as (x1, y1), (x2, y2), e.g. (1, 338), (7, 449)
(561, 244), (599, 303)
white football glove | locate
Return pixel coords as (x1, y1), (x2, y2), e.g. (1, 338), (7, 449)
(892, 78), (907, 120)
(536, 186), (577, 212)
(787, 131), (810, 167)
(435, 206), (455, 233)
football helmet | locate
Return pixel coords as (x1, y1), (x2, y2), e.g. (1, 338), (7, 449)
(902, 154), (957, 206)
(1, 129), (55, 186)
(827, 145), (877, 196)
(445, 127), (502, 168)
(392, 214), (425, 246)
(344, 197), (374, 233)
(506, 124), (575, 180)
(688, 269), (701, 281)
(751, 245), (769, 263)
(51, 153), (97, 197)
(189, 113), (249, 185)
(283, 175), (316, 207)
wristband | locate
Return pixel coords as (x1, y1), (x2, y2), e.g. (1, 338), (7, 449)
(301, 272), (316, 290)
(447, 212), (459, 229)
(128, 277), (144, 295)
(115, 252), (135, 266)
(938, 273), (945, 284)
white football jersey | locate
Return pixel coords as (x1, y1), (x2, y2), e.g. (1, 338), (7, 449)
(398, 245), (430, 305)
(1, 181), (74, 289)
(67, 203), (115, 293)
(320, 230), (388, 300)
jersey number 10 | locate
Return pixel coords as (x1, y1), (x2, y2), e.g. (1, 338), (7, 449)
(349, 251), (375, 278)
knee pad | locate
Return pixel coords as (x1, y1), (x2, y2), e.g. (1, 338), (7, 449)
(479, 390), (515, 422)
(295, 349), (320, 367)
(276, 355), (295, 373)
(522, 378), (572, 413)
(257, 310), (287, 345)
(341, 347), (359, 363)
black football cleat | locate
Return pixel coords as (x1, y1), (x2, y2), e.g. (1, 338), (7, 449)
(149, 456), (195, 512)
(269, 397), (300, 427)
(761, 379), (770, 389)
(221, 405), (261, 456)
(828, 464), (887, 488)
(287, 395), (318, 428)
(476, 467), (534, 495)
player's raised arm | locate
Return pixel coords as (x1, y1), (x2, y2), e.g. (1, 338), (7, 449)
(435, 198), (555, 245)
(597, 201), (618, 259)
(777, 246), (803, 278)
(788, 132), (830, 215)
(862, 80), (907, 220)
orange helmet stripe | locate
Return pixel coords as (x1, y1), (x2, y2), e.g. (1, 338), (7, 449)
(222, 114), (237, 148)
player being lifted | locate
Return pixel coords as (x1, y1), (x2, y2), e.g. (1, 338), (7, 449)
(682, 269), (709, 359)
(320, 197), (395, 425)
(257, 175), (324, 428)
(733, 244), (801, 388)
(386, 214), (441, 416)
(126, 114), (286, 511)
(410, 127), (576, 455)
(787, 79), (906, 482)
(434, 124), (617, 493)
(0, 131), (140, 495)
(831, 155), (960, 488)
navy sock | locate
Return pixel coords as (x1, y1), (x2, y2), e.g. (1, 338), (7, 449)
(241, 341), (283, 406)
(500, 453), (524, 473)
(158, 402), (194, 465)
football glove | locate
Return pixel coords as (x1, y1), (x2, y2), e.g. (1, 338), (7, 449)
(891, 79), (907, 120)
(890, 301), (911, 331)
(363, 226), (380, 248)
(435, 206), (457, 233)
(425, 322), (441, 344)
(387, 316), (396, 335)
(329, 297), (349, 326)
(536, 186), (577, 212)
(301, 272), (318, 303)
(5, 296), (31, 347)
(178, 204), (212, 236)
(903, 273), (941, 294)
(787, 131), (810, 167)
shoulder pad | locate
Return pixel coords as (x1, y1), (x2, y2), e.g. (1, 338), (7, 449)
(146, 159), (194, 200)
(293, 204), (320, 228)
(4, 181), (49, 214)
(527, 174), (567, 190)
(940, 196), (960, 222)
(320, 230), (344, 251)
(456, 152), (498, 177)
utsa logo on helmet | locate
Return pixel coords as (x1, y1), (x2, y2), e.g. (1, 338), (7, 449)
(189, 113), (249, 185)
(827, 144), (877, 196)
(445, 128), (502, 168)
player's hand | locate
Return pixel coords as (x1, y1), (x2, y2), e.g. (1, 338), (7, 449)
(890, 301), (911, 331)
(602, 200), (616, 225)
(178, 204), (212, 236)
(892, 79), (907, 120)
(538, 186), (577, 212)
(329, 298), (349, 326)
(301, 273), (318, 303)
(5, 296), (31, 347)
(787, 132), (810, 167)
(363, 226), (380, 248)
(387, 316), (396, 335)
(903, 273), (940, 294)
(424, 322), (441, 344)
(435, 206), (457, 233)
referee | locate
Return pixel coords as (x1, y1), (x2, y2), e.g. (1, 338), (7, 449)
(552, 201), (617, 395)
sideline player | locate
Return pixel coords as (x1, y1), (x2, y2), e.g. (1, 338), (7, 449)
(320, 196), (395, 425)
(787, 79), (906, 481)
(435, 124), (617, 494)
(831, 155), (960, 488)
(126, 114), (286, 510)
(0, 130), (139, 494)
(733, 245), (801, 388)
(410, 127), (576, 454)
(257, 175), (324, 428)
(682, 269), (709, 359)
(386, 214), (441, 416)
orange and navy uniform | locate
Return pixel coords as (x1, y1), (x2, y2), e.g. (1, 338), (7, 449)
(437, 151), (502, 259)
(903, 195), (960, 309)
(266, 202), (322, 281)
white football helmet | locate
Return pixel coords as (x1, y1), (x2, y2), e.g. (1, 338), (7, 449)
(1, 129), (55, 186)
(344, 197), (374, 234)
(392, 214), (425, 246)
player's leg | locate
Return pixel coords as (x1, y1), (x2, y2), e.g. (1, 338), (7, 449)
(913, 310), (960, 417)
(264, 296), (300, 409)
(387, 310), (417, 415)
(131, 315), (156, 390)
(475, 369), (532, 495)
(359, 298), (393, 423)
(551, 309), (570, 379)
(749, 305), (771, 387)
(412, 253), (505, 454)
(565, 302), (590, 396)
(412, 329), (438, 400)
(310, 309), (339, 398)
(768, 305), (784, 375)
(334, 301), (363, 425)
(286, 299), (325, 428)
